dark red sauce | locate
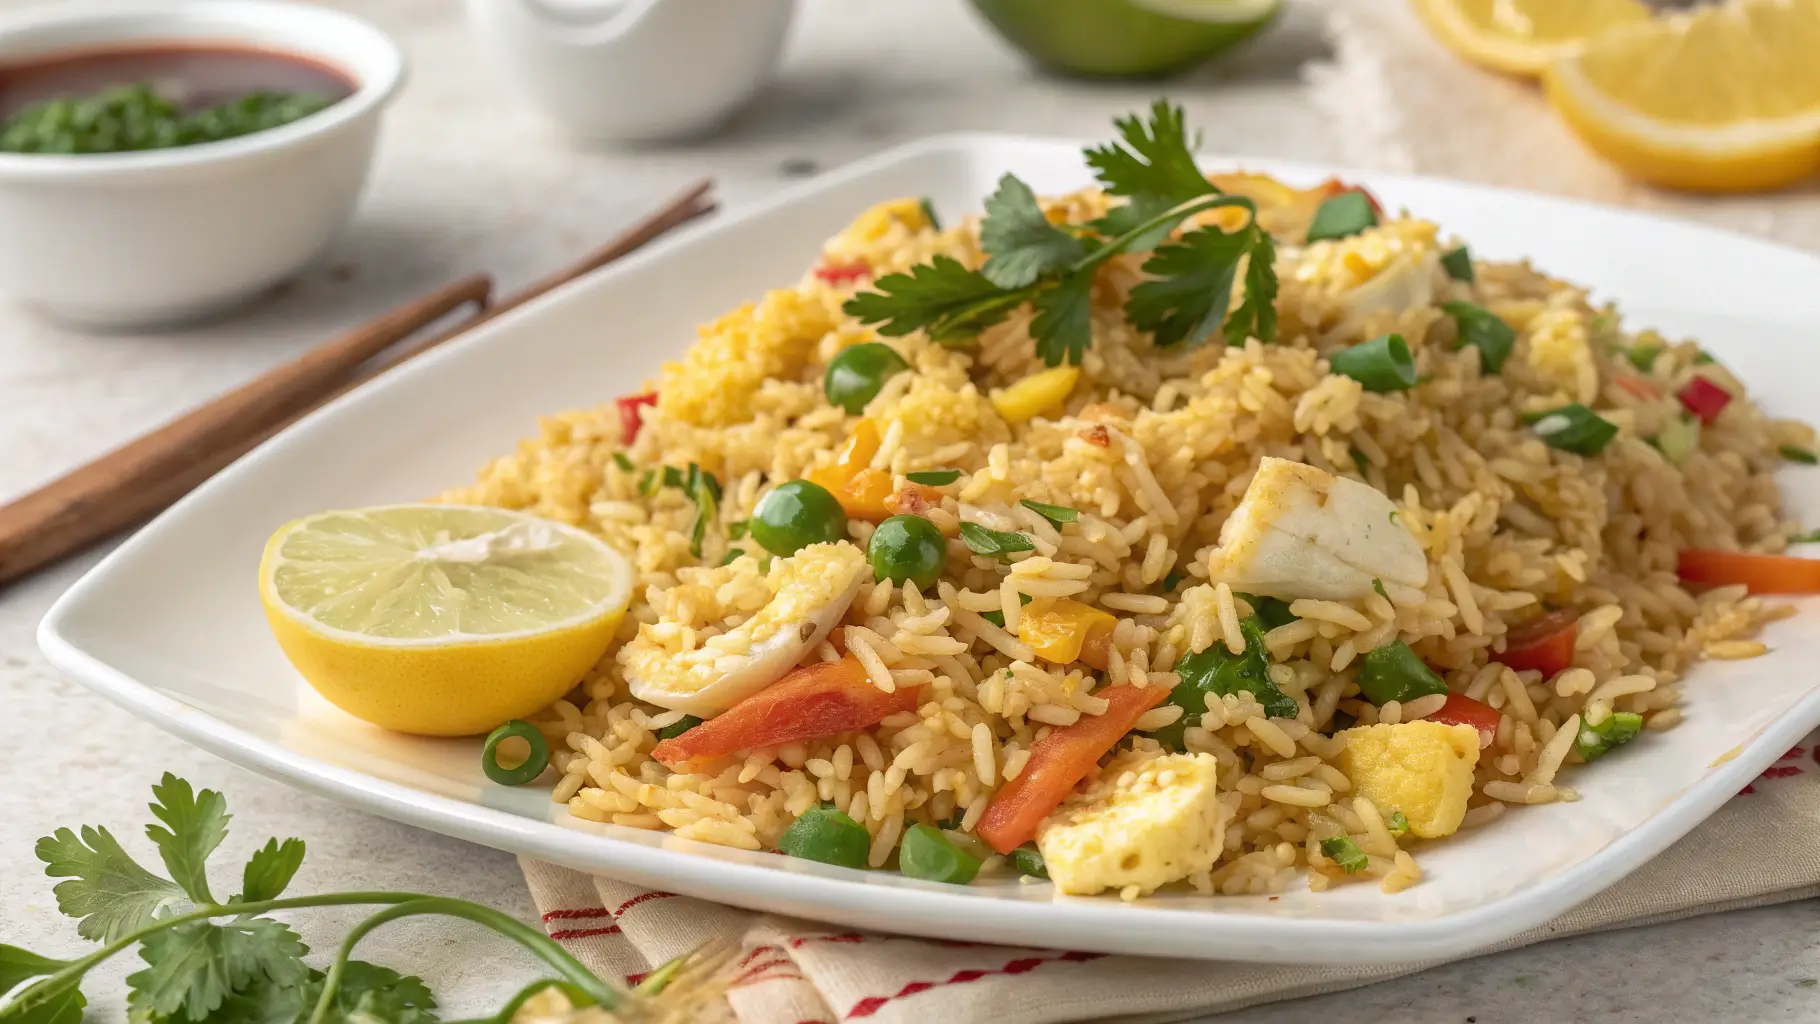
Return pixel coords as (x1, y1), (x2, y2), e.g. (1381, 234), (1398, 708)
(0, 43), (356, 117)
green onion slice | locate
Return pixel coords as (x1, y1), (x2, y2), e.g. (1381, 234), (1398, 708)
(1780, 445), (1818, 465)
(1320, 835), (1368, 873)
(1329, 333), (1418, 392)
(1010, 845), (1049, 879)
(1306, 191), (1377, 243)
(1020, 499), (1079, 527)
(1440, 245), (1473, 282)
(899, 823), (981, 884)
(482, 720), (551, 786)
(908, 469), (962, 486)
(1530, 404), (1619, 457)
(919, 197), (941, 232)
(658, 715), (703, 740)
(1441, 301), (1515, 374)
(612, 452), (635, 472)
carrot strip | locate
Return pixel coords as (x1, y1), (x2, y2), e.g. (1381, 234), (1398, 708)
(1677, 548), (1820, 594)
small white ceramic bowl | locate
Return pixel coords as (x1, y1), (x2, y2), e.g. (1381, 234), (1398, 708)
(0, 1), (405, 329)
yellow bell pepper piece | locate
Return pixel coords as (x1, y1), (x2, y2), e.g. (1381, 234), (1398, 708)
(806, 420), (901, 523)
(1019, 599), (1118, 670)
(850, 197), (930, 241)
(990, 366), (1081, 425)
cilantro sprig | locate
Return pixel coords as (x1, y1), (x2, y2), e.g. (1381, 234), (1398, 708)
(1, 774), (716, 1024)
(846, 101), (1280, 366)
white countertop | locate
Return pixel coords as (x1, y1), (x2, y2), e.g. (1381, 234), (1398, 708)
(0, 1), (1813, 1021)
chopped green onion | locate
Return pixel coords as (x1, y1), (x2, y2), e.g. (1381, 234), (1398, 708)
(1440, 245), (1473, 283)
(1655, 415), (1700, 465)
(908, 469), (962, 486)
(1306, 191), (1377, 243)
(728, 519), (750, 540)
(1575, 710), (1643, 763)
(1235, 592), (1298, 631)
(979, 592), (1033, 627)
(1357, 640), (1448, 705)
(1441, 301), (1515, 374)
(481, 721), (550, 786)
(1387, 811), (1409, 838)
(1372, 578), (1389, 600)
(1319, 835), (1368, 873)
(663, 465), (686, 489)
(1010, 845), (1049, 879)
(919, 197), (941, 232)
(1693, 349), (1715, 365)
(1589, 311), (1618, 336)
(1350, 446), (1371, 478)
(1020, 499), (1079, 527)
(1330, 333), (1418, 393)
(898, 823), (981, 884)
(1780, 445), (1817, 465)
(612, 452), (635, 472)
(684, 462), (720, 559)
(1530, 404), (1619, 457)
(638, 470), (660, 497)
(959, 522), (1035, 559)
(658, 715), (703, 740)
(1791, 529), (1820, 544)
(1161, 569), (1184, 592)
(778, 806), (871, 869)
(719, 548), (746, 566)
(1625, 342), (1662, 373)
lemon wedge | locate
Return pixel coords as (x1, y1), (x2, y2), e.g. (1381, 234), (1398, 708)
(260, 504), (632, 736)
(1411, 0), (1649, 77)
(1545, 0), (1820, 192)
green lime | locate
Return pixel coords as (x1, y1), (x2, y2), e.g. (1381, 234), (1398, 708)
(970, 0), (1282, 79)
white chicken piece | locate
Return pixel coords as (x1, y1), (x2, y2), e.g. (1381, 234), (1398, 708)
(1038, 748), (1228, 898)
(620, 542), (866, 716)
(1336, 248), (1439, 335)
(1205, 457), (1428, 603)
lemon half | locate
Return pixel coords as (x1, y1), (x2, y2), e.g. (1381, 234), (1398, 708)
(1545, 0), (1820, 192)
(260, 504), (632, 736)
(1411, 0), (1649, 78)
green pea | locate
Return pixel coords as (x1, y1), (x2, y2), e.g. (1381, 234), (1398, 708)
(898, 823), (981, 884)
(750, 479), (848, 556)
(868, 514), (947, 589)
(777, 806), (870, 869)
(824, 343), (911, 415)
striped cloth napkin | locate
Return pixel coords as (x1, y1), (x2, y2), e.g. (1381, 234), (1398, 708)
(518, 6), (1820, 1018)
(519, 732), (1819, 1023)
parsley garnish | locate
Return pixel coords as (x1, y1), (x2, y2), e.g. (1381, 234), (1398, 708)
(1019, 499), (1079, 527)
(1, 774), (701, 1024)
(959, 522), (1036, 559)
(907, 469), (961, 486)
(846, 102), (1279, 366)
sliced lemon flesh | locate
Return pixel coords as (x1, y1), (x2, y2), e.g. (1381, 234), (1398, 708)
(260, 504), (632, 736)
(1412, 0), (1650, 77)
(1545, 0), (1820, 192)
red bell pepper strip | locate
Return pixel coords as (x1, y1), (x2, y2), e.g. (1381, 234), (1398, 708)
(813, 261), (872, 285)
(616, 392), (658, 444)
(975, 684), (1170, 855)
(651, 655), (920, 768)
(1677, 548), (1820, 594)
(1492, 607), (1579, 676)
(1676, 376), (1731, 425)
(1425, 693), (1501, 747)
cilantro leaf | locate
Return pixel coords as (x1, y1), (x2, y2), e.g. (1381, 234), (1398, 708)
(1085, 195), (1181, 250)
(236, 838), (305, 905)
(126, 919), (308, 1023)
(146, 774), (230, 907)
(2, 980), (85, 1024)
(36, 825), (184, 943)
(1085, 100), (1216, 204)
(979, 174), (1084, 289)
(325, 962), (437, 1024)
(958, 523), (1035, 559)
(1225, 229), (1278, 345)
(1127, 225), (1250, 349)
(1030, 272), (1094, 367)
(1019, 499), (1079, 527)
(844, 256), (1027, 343)
(1, 944), (72, 998)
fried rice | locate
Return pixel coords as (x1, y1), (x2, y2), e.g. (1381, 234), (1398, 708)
(441, 180), (1808, 899)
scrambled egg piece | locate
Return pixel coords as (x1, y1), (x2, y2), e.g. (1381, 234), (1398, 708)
(1294, 219), (1441, 333)
(1334, 721), (1481, 839)
(620, 542), (865, 716)
(1204, 457), (1429, 603)
(1525, 307), (1598, 404)
(1038, 749), (1227, 898)
(657, 289), (836, 428)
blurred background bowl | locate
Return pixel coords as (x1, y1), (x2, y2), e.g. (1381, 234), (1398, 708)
(968, 0), (1282, 79)
(0, 1), (404, 330)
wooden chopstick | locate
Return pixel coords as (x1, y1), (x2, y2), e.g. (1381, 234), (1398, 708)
(0, 178), (716, 587)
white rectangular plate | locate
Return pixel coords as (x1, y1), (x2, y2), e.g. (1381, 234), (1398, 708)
(39, 134), (1820, 964)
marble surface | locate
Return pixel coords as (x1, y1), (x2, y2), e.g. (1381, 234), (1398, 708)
(0, 0), (1813, 1021)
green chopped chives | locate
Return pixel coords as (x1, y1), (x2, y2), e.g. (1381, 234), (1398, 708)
(1320, 835), (1368, 873)
(1530, 404), (1619, 457)
(1440, 245), (1473, 282)
(1329, 332), (1419, 392)
(1780, 445), (1817, 465)
(1441, 301), (1515, 374)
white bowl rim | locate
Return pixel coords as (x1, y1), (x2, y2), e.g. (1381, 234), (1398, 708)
(0, 0), (405, 181)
